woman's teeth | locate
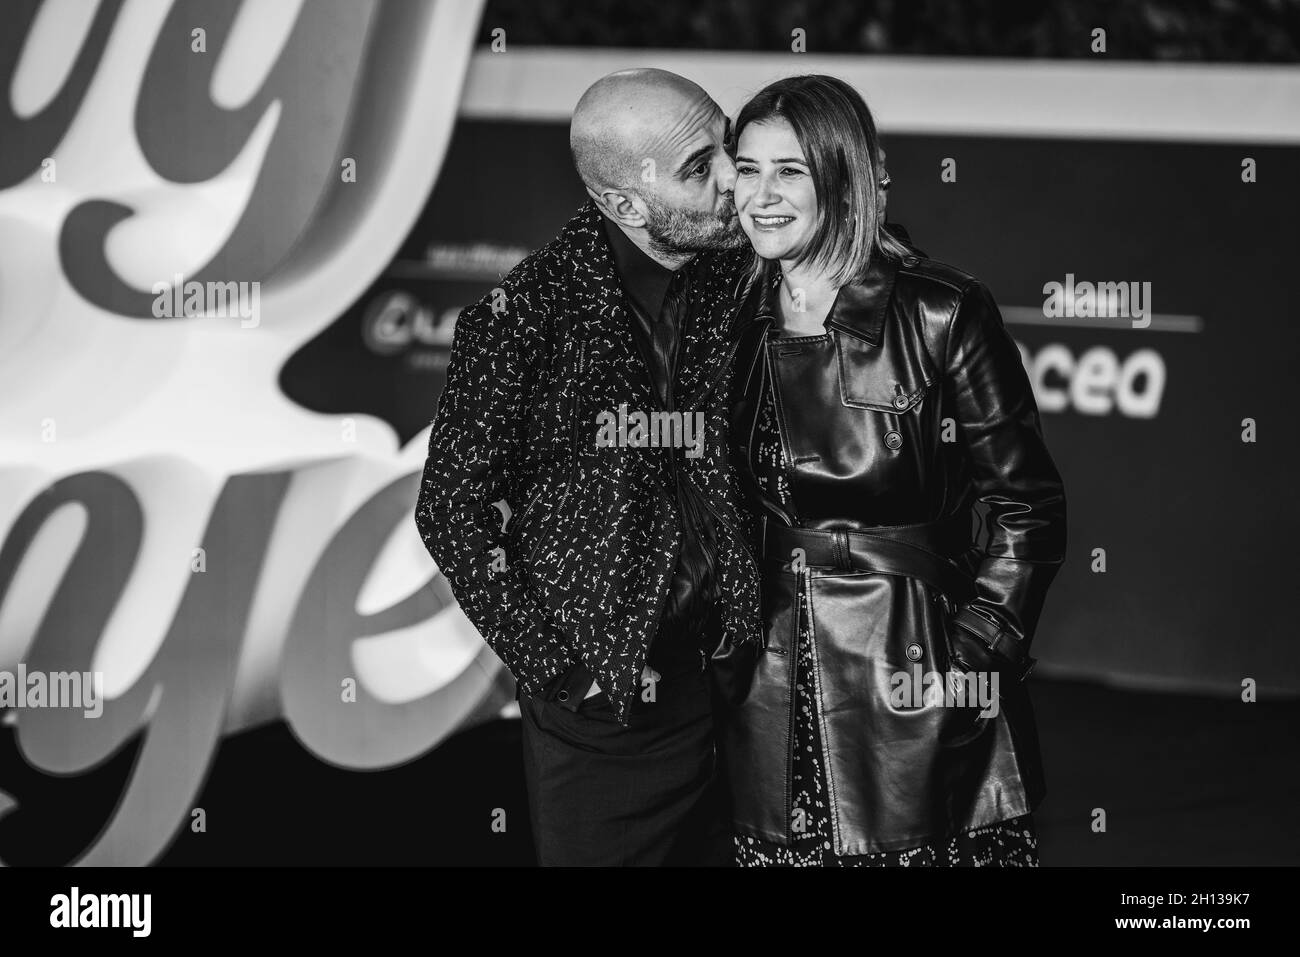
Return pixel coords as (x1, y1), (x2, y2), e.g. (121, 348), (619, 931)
(752, 215), (795, 229)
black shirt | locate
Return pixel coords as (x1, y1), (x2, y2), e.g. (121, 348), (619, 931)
(602, 214), (683, 411)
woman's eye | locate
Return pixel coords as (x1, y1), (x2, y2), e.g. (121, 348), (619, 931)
(736, 165), (757, 176)
(780, 167), (804, 177)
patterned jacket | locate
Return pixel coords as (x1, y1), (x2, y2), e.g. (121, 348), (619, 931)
(414, 201), (762, 725)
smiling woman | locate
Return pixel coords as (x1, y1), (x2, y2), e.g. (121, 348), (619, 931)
(734, 74), (910, 288)
(717, 73), (1068, 868)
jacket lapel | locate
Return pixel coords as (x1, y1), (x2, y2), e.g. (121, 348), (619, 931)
(677, 248), (757, 412)
(560, 202), (657, 412)
(727, 262), (795, 528)
(824, 252), (900, 346)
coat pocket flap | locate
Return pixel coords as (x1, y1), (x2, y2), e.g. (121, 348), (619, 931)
(833, 335), (935, 413)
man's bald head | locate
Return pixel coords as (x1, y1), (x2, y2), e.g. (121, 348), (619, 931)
(570, 69), (714, 194)
(568, 68), (742, 263)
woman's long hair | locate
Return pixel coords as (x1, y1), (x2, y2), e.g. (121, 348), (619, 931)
(734, 75), (912, 287)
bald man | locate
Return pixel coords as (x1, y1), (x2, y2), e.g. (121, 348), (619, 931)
(569, 69), (744, 262)
(415, 69), (762, 865)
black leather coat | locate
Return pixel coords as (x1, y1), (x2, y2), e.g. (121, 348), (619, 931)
(718, 245), (1068, 854)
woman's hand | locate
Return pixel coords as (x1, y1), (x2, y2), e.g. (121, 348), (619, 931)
(946, 624), (1003, 678)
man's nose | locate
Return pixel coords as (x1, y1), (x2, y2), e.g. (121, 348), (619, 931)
(716, 151), (737, 193)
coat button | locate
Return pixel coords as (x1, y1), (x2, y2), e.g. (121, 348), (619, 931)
(906, 643), (923, 661)
(902, 255), (919, 267)
(556, 689), (569, 702)
(892, 393), (909, 410)
(884, 430), (903, 450)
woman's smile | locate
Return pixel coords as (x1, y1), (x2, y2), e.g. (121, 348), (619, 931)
(750, 214), (797, 231)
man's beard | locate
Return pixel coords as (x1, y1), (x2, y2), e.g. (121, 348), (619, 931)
(641, 193), (746, 257)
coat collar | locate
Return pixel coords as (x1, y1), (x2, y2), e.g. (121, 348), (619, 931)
(749, 245), (904, 348)
(824, 252), (900, 346)
(559, 199), (618, 282)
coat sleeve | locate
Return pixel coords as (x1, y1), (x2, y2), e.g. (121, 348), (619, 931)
(943, 279), (1067, 662)
(413, 270), (576, 696)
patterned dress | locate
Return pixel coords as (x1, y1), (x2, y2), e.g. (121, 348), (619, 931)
(733, 330), (1040, 867)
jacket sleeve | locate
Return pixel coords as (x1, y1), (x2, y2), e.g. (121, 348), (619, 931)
(944, 279), (1067, 660)
(413, 271), (576, 696)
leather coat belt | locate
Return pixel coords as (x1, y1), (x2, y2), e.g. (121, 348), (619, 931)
(758, 514), (976, 601)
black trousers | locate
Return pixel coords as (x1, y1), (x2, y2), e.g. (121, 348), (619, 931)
(517, 665), (733, 866)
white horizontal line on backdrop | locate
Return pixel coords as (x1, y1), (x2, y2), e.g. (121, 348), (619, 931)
(459, 48), (1300, 143)
(1001, 308), (1204, 333)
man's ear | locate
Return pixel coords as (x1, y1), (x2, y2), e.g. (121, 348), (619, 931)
(596, 188), (648, 229)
